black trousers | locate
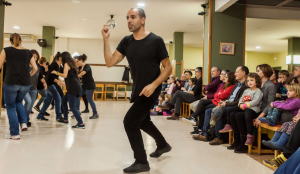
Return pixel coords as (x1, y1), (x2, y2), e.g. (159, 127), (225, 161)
(283, 121), (300, 159)
(228, 106), (260, 135)
(82, 94), (88, 110)
(124, 96), (167, 164)
(190, 100), (215, 129)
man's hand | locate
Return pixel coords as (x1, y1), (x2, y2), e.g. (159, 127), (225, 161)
(254, 118), (261, 128)
(201, 95), (207, 100)
(181, 87), (187, 91)
(139, 84), (157, 97)
(176, 81), (181, 86)
(101, 25), (110, 39)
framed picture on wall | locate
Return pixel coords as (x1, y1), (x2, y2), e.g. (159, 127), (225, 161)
(220, 42), (235, 55)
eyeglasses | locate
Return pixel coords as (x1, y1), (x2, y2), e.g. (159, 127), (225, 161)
(221, 73), (226, 75)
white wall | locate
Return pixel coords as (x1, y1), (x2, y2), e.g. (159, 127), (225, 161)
(55, 37), (128, 82)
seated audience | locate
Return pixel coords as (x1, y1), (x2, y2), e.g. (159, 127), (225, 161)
(263, 108), (300, 151)
(176, 73), (187, 90)
(166, 67), (202, 120)
(276, 70), (289, 100)
(158, 94), (173, 116)
(259, 83), (300, 126)
(220, 73), (263, 151)
(263, 120), (300, 169)
(196, 66), (249, 143)
(202, 67), (222, 100)
(166, 76), (176, 95)
(151, 93), (165, 116)
(185, 69), (229, 128)
(270, 70), (279, 85)
(192, 72), (236, 142)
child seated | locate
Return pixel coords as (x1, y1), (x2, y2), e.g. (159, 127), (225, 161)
(276, 70), (289, 100)
(158, 94), (173, 116)
(181, 78), (196, 93)
(166, 77), (176, 95)
(151, 93), (165, 116)
(259, 83), (300, 126)
(262, 108), (300, 151)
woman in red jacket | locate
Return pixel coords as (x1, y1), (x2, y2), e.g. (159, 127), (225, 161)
(193, 72), (236, 142)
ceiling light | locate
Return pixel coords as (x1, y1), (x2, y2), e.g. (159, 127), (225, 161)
(14, 26), (19, 29)
(137, 3), (145, 7)
(274, 58), (277, 60)
(107, 15), (116, 29)
(256, 46), (260, 49)
(71, 0), (80, 3)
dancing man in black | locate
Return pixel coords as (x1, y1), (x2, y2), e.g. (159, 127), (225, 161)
(102, 8), (172, 173)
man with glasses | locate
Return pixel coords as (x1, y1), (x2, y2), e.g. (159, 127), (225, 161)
(167, 67), (203, 120)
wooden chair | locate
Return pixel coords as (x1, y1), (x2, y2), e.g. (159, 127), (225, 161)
(182, 103), (191, 118)
(247, 123), (282, 158)
(116, 85), (127, 101)
(104, 84), (115, 100)
(94, 84), (105, 101)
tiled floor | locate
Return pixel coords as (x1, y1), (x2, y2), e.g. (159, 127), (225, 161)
(0, 101), (274, 174)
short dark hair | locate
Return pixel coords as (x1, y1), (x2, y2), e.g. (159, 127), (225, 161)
(132, 8), (146, 19)
(184, 70), (193, 77)
(279, 70), (290, 78)
(256, 64), (273, 78)
(213, 67), (221, 73)
(190, 78), (197, 84)
(247, 73), (262, 88)
(222, 69), (230, 73)
(240, 66), (249, 75)
(196, 67), (202, 72)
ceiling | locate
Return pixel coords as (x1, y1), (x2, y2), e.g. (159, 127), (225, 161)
(3, 0), (300, 53)
(236, 0), (300, 8)
(3, 0), (204, 47)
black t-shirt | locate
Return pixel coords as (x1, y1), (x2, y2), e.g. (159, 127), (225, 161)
(46, 62), (59, 86)
(117, 33), (169, 103)
(3, 47), (32, 86)
(81, 64), (95, 90)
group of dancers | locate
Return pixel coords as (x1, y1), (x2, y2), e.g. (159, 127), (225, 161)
(0, 33), (99, 140)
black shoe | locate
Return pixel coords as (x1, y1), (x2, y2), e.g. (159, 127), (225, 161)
(89, 114), (99, 119)
(27, 122), (32, 127)
(72, 123), (85, 129)
(123, 162), (150, 173)
(30, 110), (34, 114)
(227, 141), (240, 150)
(234, 144), (248, 153)
(37, 117), (49, 121)
(190, 129), (200, 135)
(150, 143), (172, 158)
(57, 118), (68, 124)
(81, 109), (89, 113)
(44, 112), (50, 116)
(34, 105), (40, 112)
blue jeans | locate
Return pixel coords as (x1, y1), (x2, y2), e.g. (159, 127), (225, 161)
(37, 85), (62, 119)
(275, 147), (300, 174)
(4, 84), (30, 135)
(63, 94), (83, 124)
(24, 89), (38, 122)
(36, 89), (47, 107)
(77, 89), (97, 114)
(202, 106), (231, 139)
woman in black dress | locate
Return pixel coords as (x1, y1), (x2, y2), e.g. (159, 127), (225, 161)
(53, 52), (84, 128)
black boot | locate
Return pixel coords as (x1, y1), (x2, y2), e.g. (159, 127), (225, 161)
(234, 134), (248, 153)
(227, 132), (240, 150)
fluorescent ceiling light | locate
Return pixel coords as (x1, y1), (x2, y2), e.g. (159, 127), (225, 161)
(294, 55), (300, 64)
(14, 26), (19, 29)
(71, 0), (80, 3)
(137, 3), (145, 7)
(286, 55), (291, 65)
(256, 46), (260, 49)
